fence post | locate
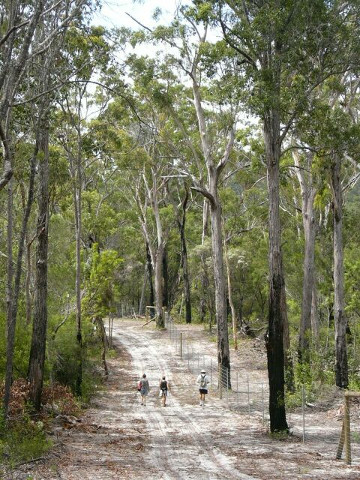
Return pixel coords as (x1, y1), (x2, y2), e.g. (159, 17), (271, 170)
(180, 332), (183, 359)
(345, 393), (351, 465)
(237, 371), (239, 405)
(247, 376), (250, 416)
(226, 367), (229, 403)
(261, 383), (264, 425)
(219, 364), (223, 399)
(302, 384), (305, 443)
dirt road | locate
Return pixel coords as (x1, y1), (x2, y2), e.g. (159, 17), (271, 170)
(12, 319), (360, 479)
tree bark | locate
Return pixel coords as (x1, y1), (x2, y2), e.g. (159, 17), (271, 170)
(94, 316), (108, 377)
(73, 129), (83, 396)
(293, 151), (317, 362)
(139, 263), (147, 316)
(210, 192), (231, 384)
(175, 188), (192, 323)
(200, 199), (210, 323)
(28, 125), (49, 411)
(146, 241), (155, 317)
(162, 246), (169, 309)
(331, 153), (348, 389)
(264, 104), (288, 432)
(311, 285), (319, 341)
(4, 178), (14, 418)
(224, 234), (237, 350)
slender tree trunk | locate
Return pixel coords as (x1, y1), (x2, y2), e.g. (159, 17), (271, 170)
(4, 178), (14, 418)
(139, 263), (147, 315)
(331, 154), (348, 389)
(282, 281), (294, 392)
(264, 105), (288, 432)
(154, 245), (164, 328)
(178, 189), (191, 323)
(12, 148), (38, 319)
(94, 316), (108, 377)
(73, 146), (83, 396)
(162, 247), (169, 309)
(293, 151), (317, 362)
(311, 285), (319, 341)
(0, 0), (45, 192)
(200, 199), (209, 323)
(299, 204), (316, 360)
(209, 191), (231, 385)
(4, 144), (38, 417)
(224, 234), (237, 350)
(146, 241), (155, 317)
(180, 221), (192, 324)
(150, 169), (165, 328)
(28, 126), (49, 411)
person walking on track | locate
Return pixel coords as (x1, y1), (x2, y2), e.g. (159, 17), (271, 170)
(138, 373), (150, 406)
(197, 369), (210, 406)
(159, 375), (169, 407)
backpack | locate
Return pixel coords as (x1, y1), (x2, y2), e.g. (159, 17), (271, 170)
(160, 380), (167, 390)
(200, 375), (207, 388)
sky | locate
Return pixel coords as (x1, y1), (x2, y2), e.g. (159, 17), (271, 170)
(92, 0), (184, 30)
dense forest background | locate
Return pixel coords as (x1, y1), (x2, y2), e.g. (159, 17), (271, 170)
(1, 0), (360, 458)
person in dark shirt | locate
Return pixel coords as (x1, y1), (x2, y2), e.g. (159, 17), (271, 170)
(159, 375), (169, 407)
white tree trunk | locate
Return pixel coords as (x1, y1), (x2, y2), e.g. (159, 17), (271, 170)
(331, 153), (348, 388)
(293, 151), (317, 360)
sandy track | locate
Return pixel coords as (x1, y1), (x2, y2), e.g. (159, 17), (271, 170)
(117, 324), (256, 480)
(11, 318), (360, 480)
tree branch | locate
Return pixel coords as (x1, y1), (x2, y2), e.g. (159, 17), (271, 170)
(0, 19), (30, 48)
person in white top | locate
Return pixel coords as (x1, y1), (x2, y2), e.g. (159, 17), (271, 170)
(196, 369), (210, 406)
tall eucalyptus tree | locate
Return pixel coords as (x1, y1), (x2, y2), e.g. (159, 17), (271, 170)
(129, 8), (245, 380)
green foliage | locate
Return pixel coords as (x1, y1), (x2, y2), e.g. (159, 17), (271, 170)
(50, 313), (102, 400)
(82, 245), (123, 319)
(0, 413), (52, 468)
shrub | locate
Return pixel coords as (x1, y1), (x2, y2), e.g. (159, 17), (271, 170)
(0, 413), (52, 468)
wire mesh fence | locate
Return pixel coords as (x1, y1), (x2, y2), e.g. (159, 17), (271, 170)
(163, 312), (348, 453)
(165, 313), (270, 425)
